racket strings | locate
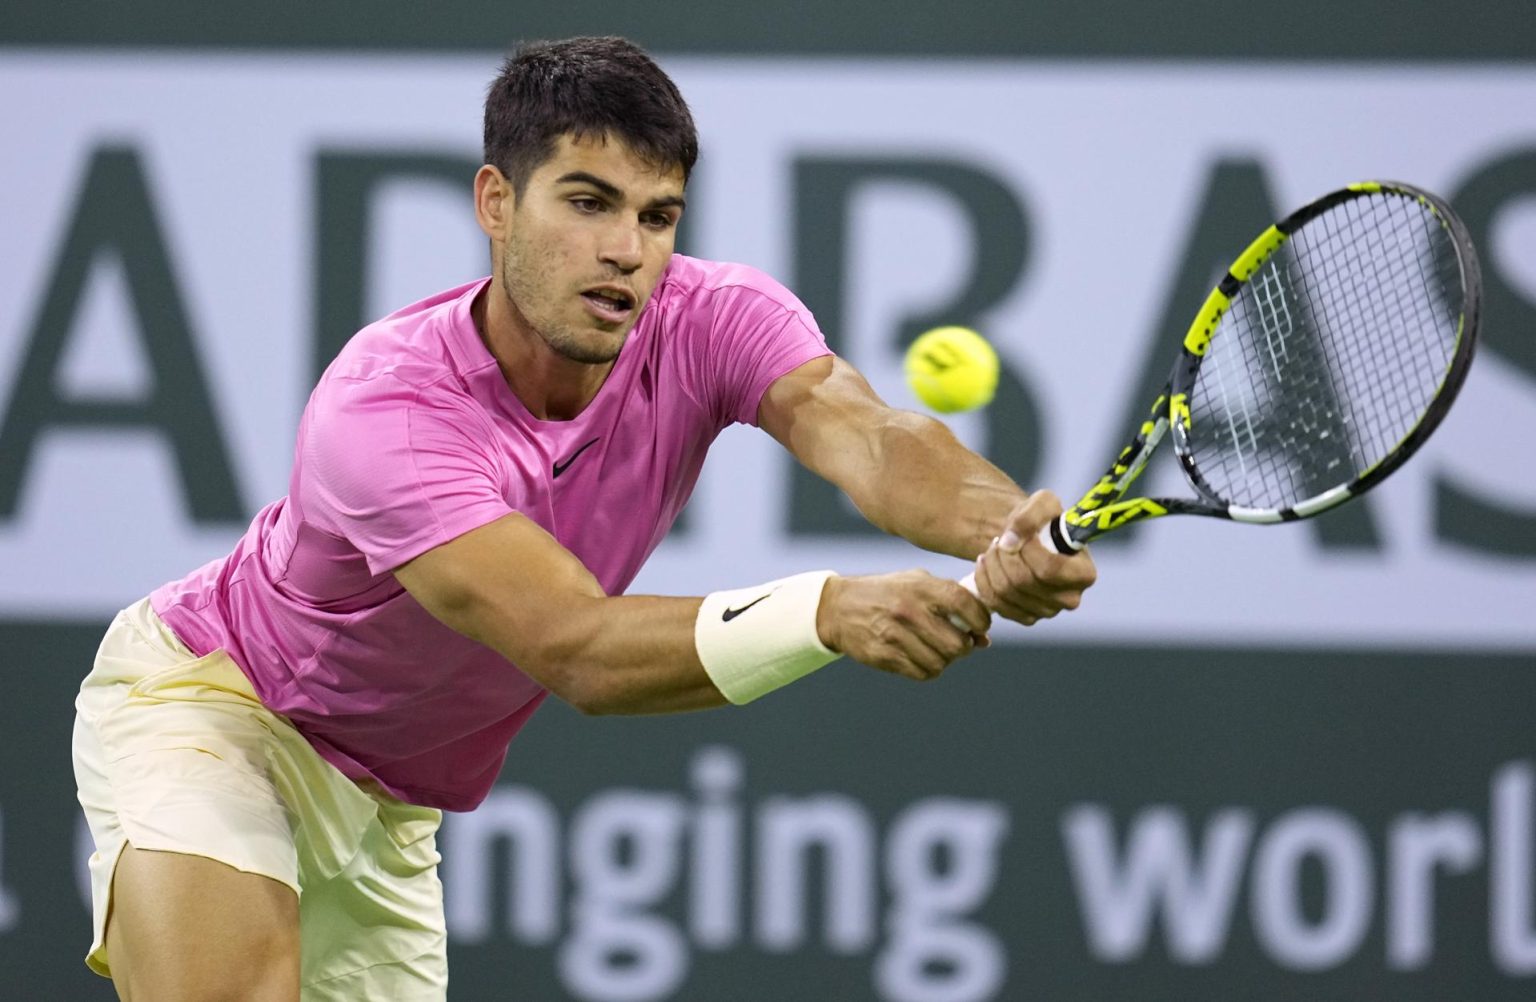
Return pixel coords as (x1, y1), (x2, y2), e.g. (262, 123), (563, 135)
(1304, 200), (1419, 466)
(1319, 198), (1453, 453)
(1187, 192), (1464, 510)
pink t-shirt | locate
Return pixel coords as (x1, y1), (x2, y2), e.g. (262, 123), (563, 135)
(151, 255), (831, 810)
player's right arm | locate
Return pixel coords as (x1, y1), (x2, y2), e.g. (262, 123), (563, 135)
(393, 513), (991, 714)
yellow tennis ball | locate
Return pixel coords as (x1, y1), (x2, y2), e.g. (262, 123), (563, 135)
(904, 326), (999, 413)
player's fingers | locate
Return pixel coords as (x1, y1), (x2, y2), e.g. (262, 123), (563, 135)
(908, 595), (990, 671)
(888, 628), (949, 680)
(1022, 538), (1098, 592)
(974, 545), (1039, 620)
(978, 540), (1051, 612)
(879, 590), (958, 679)
(938, 579), (992, 637)
(976, 559), (1050, 620)
(840, 571), (988, 678)
(998, 490), (1066, 551)
(928, 606), (986, 662)
(1066, 549), (1099, 590)
(1008, 546), (1081, 614)
(920, 571), (990, 649)
(910, 596), (984, 670)
(993, 519), (1095, 607)
(995, 592), (1057, 623)
(856, 624), (930, 681)
(881, 654), (932, 682)
(978, 543), (1069, 621)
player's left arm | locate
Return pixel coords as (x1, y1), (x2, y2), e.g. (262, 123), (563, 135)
(758, 354), (1096, 622)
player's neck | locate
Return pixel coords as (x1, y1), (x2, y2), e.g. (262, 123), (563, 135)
(474, 287), (615, 421)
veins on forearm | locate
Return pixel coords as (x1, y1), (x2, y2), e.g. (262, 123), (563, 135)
(859, 414), (1022, 559)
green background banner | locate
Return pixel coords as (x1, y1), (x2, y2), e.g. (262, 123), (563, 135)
(6, 626), (1536, 999)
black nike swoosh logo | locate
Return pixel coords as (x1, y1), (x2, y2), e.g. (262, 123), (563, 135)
(552, 437), (600, 479)
(722, 593), (771, 622)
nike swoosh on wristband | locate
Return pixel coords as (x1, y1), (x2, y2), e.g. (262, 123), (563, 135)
(722, 593), (772, 622)
(552, 437), (601, 478)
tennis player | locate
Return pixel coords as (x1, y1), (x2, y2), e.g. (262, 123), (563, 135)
(72, 36), (1095, 1001)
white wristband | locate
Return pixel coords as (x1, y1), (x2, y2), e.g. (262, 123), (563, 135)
(695, 570), (842, 705)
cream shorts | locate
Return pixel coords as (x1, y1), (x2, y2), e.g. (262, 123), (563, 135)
(72, 598), (448, 999)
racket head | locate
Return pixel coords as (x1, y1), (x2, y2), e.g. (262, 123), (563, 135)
(1168, 181), (1481, 524)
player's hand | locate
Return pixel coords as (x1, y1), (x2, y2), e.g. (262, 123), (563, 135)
(973, 490), (1097, 626)
(815, 570), (991, 681)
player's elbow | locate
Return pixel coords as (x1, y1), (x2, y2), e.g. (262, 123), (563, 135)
(552, 671), (624, 716)
(539, 654), (694, 717)
(516, 639), (605, 714)
(521, 628), (631, 716)
(560, 673), (668, 716)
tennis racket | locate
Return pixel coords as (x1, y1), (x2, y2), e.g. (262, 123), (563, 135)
(961, 179), (1480, 600)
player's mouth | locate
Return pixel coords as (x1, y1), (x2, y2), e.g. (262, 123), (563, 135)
(580, 286), (637, 325)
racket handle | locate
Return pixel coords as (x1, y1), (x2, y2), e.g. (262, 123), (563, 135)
(1037, 514), (1084, 555)
(946, 572), (982, 630)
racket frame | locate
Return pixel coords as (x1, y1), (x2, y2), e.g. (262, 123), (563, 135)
(1048, 180), (1481, 552)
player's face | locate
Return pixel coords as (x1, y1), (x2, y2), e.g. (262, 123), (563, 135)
(495, 133), (685, 365)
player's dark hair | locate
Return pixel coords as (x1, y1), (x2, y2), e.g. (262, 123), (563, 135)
(484, 36), (699, 196)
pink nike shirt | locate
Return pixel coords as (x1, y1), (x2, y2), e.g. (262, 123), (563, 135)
(150, 255), (832, 810)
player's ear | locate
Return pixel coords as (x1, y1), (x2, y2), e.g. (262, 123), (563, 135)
(474, 165), (512, 239)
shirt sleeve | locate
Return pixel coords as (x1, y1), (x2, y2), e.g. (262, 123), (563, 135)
(299, 374), (516, 576)
(699, 269), (834, 428)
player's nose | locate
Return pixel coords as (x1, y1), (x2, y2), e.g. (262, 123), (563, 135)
(599, 220), (644, 273)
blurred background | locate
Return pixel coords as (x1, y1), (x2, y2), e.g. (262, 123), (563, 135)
(2, 2), (1533, 999)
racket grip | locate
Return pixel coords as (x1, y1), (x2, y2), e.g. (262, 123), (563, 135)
(948, 572), (983, 630)
(1037, 514), (1084, 555)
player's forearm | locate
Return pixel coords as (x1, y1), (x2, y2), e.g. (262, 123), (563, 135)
(396, 517), (734, 715)
(472, 592), (730, 716)
(851, 411), (1027, 559)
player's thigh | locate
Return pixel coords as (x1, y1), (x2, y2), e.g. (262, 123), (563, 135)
(106, 845), (300, 1002)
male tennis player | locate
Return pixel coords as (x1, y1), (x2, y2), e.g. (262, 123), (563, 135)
(72, 36), (1095, 1001)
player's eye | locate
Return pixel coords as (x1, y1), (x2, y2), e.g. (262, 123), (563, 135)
(642, 211), (678, 231)
(569, 196), (604, 214)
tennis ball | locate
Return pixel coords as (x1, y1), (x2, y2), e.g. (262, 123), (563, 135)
(904, 326), (999, 413)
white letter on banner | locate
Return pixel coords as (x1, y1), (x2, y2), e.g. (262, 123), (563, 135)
(689, 746), (744, 949)
(441, 786), (560, 944)
(756, 795), (876, 952)
(0, 807), (19, 932)
(562, 791), (689, 1002)
(1492, 760), (1536, 974)
(1386, 811), (1481, 969)
(1063, 804), (1253, 963)
(1250, 808), (1374, 970)
(878, 799), (1009, 1002)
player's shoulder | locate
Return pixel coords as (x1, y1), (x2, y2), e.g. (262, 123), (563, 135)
(657, 255), (806, 318)
(321, 279), (487, 397)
